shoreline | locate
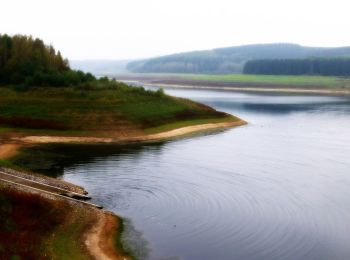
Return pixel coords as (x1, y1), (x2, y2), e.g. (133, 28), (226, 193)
(0, 119), (246, 259)
(10, 119), (247, 145)
(0, 144), (21, 159)
(121, 79), (350, 95)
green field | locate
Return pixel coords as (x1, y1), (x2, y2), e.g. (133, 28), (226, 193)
(186, 74), (347, 87)
(123, 73), (350, 88)
(0, 84), (233, 136)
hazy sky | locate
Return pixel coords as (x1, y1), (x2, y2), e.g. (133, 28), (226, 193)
(2, 0), (350, 60)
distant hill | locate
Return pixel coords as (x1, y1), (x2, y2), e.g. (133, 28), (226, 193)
(70, 60), (129, 76)
(244, 58), (350, 76)
(127, 44), (350, 74)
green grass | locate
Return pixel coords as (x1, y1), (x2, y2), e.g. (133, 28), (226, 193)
(186, 74), (349, 87)
(127, 72), (350, 88)
(47, 211), (90, 260)
(114, 218), (135, 259)
(0, 126), (86, 136)
(0, 159), (13, 167)
(0, 85), (228, 134)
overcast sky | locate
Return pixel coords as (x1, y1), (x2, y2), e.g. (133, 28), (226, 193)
(1, 0), (350, 60)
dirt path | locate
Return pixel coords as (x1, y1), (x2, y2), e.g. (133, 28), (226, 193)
(0, 170), (90, 200)
(0, 170), (98, 208)
(1, 167), (87, 194)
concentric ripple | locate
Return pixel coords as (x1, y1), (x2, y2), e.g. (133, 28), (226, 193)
(62, 90), (350, 260)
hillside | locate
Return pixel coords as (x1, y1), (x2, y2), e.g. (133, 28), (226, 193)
(0, 34), (245, 260)
(0, 85), (238, 137)
(127, 43), (350, 74)
(0, 34), (242, 139)
(244, 58), (350, 76)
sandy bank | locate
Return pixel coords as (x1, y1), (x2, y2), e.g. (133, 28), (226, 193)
(14, 120), (247, 144)
(123, 80), (350, 95)
(135, 82), (350, 95)
(144, 120), (246, 140)
(0, 144), (20, 159)
(86, 211), (132, 260)
(0, 168), (129, 260)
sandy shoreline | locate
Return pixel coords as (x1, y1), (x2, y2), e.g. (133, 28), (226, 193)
(122, 79), (350, 95)
(85, 211), (131, 260)
(160, 83), (350, 95)
(0, 174), (128, 260)
(11, 120), (246, 145)
(0, 144), (21, 159)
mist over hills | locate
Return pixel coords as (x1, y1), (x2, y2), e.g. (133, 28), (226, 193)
(126, 43), (350, 74)
(70, 60), (129, 75)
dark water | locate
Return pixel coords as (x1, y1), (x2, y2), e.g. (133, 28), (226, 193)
(58, 89), (350, 260)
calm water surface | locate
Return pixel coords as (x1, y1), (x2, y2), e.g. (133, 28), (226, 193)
(61, 89), (350, 260)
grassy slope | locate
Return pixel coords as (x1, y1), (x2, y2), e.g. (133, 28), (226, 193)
(0, 186), (90, 259)
(0, 182), (131, 260)
(0, 85), (235, 137)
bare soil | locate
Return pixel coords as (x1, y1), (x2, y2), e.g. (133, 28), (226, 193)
(12, 120), (247, 144)
(85, 211), (132, 260)
(118, 76), (350, 95)
(0, 144), (20, 159)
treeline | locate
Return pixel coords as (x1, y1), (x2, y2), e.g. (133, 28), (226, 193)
(127, 54), (238, 74)
(0, 34), (95, 87)
(243, 58), (350, 76)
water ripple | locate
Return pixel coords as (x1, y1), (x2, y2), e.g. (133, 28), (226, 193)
(62, 92), (350, 260)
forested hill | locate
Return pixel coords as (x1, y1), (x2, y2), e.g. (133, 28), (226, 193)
(127, 44), (350, 74)
(0, 34), (95, 87)
(244, 58), (350, 76)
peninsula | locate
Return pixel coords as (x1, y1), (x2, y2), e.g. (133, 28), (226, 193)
(0, 34), (245, 259)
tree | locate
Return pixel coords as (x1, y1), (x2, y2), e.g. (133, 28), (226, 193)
(0, 34), (96, 87)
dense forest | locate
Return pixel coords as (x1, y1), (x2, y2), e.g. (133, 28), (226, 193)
(243, 59), (350, 76)
(0, 34), (95, 87)
(127, 44), (350, 74)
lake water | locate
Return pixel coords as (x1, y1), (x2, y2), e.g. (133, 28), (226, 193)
(60, 88), (350, 260)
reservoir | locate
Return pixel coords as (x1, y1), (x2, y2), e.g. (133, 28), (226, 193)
(56, 88), (350, 259)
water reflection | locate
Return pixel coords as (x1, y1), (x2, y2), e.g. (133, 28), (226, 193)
(14, 142), (166, 178)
